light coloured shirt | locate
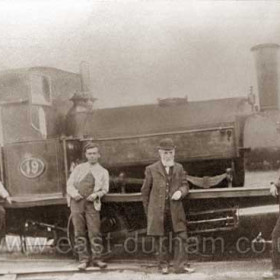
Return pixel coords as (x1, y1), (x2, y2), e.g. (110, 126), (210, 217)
(165, 167), (170, 175)
(0, 182), (9, 199)
(161, 160), (174, 175)
(66, 162), (109, 209)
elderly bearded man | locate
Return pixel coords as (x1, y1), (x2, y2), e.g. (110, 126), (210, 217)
(141, 138), (195, 274)
(67, 143), (109, 271)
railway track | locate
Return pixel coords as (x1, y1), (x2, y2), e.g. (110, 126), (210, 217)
(0, 258), (158, 280)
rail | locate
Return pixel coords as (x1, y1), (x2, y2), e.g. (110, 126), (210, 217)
(0, 261), (151, 279)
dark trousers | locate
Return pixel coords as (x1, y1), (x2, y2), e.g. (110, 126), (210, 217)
(154, 203), (188, 270)
(70, 199), (102, 263)
(272, 215), (280, 270)
(0, 206), (5, 240)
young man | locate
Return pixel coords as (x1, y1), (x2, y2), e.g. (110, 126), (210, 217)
(0, 182), (12, 242)
(141, 138), (194, 274)
(67, 143), (109, 271)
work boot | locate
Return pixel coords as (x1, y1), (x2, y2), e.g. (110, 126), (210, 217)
(160, 264), (169, 275)
(174, 267), (195, 274)
(77, 262), (88, 271)
(92, 260), (107, 269)
(174, 265), (195, 274)
(185, 267), (195, 273)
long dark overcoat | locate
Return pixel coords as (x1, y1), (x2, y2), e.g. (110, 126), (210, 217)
(141, 161), (189, 236)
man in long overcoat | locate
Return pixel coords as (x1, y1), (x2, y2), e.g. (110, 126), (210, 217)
(141, 138), (194, 274)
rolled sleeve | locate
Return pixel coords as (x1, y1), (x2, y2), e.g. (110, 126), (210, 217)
(66, 168), (79, 198)
(0, 182), (9, 199)
(96, 170), (109, 198)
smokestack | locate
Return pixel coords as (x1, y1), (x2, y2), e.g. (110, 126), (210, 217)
(69, 61), (96, 103)
(251, 43), (280, 111)
(66, 62), (95, 136)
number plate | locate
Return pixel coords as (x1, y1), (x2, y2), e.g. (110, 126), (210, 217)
(20, 157), (45, 179)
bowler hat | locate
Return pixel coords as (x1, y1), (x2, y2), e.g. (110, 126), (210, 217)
(158, 138), (176, 150)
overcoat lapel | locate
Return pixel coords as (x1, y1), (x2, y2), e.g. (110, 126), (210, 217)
(155, 161), (179, 179)
(172, 163), (180, 178)
(155, 161), (166, 177)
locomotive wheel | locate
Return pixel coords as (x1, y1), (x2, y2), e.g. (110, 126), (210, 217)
(101, 212), (130, 259)
(53, 230), (73, 256)
(233, 157), (245, 187)
(65, 213), (121, 259)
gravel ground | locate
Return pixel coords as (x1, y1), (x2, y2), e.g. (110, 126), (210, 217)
(0, 257), (273, 280)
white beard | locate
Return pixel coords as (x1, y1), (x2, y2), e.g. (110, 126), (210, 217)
(161, 158), (174, 167)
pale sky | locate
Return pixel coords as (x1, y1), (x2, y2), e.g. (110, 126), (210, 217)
(0, 0), (280, 108)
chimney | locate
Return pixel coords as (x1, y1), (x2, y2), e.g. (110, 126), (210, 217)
(66, 62), (95, 136)
(69, 61), (96, 105)
(251, 43), (280, 111)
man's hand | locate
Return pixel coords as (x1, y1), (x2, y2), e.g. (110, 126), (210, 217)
(171, 190), (182, 200)
(73, 194), (83, 201)
(5, 196), (12, 204)
(270, 183), (278, 197)
(86, 193), (98, 202)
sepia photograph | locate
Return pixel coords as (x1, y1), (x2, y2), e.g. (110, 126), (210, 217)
(0, 0), (280, 279)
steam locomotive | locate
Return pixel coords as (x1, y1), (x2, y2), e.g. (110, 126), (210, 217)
(0, 43), (278, 253)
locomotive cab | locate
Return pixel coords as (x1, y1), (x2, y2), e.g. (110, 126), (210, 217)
(0, 68), (81, 198)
